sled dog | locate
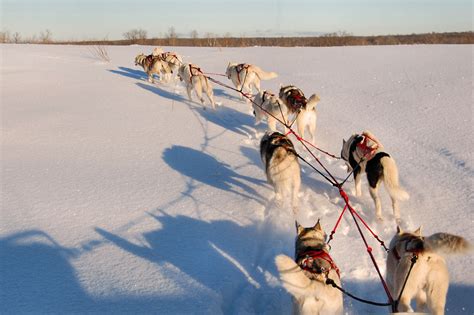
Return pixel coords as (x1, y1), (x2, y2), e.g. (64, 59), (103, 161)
(260, 131), (300, 213)
(177, 63), (215, 110)
(135, 53), (171, 83)
(279, 85), (320, 144)
(253, 90), (288, 132)
(340, 130), (409, 221)
(226, 62), (278, 103)
(275, 220), (343, 315)
(387, 226), (471, 315)
(159, 51), (183, 82)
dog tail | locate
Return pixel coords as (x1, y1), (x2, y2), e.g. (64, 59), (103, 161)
(381, 157), (410, 201)
(275, 255), (313, 299)
(426, 233), (471, 255)
(252, 66), (278, 80)
(306, 93), (321, 110)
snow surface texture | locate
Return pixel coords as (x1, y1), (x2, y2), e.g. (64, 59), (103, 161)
(1, 44), (472, 314)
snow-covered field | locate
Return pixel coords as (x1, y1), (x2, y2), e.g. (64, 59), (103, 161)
(1, 44), (472, 314)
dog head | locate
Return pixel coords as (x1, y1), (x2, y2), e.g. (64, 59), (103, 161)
(340, 133), (363, 170)
(177, 64), (187, 82)
(295, 220), (335, 281)
(225, 62), (237, 79)
(391, 226), (425, 258)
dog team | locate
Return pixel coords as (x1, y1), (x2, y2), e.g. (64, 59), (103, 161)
(134, 48), (470, 315)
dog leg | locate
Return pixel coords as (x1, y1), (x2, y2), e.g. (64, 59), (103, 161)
(206, 89), (215, 110)
(426, 280), (448, 315)
(369, 185), (383, 220)
(415, 291), (427, 313)
(392, 197), (401, 223)
(267, 116), (277, 131)
(354, 172), (362, 197)
(297, 116), (305, 141)
(186, 86), (193, 102)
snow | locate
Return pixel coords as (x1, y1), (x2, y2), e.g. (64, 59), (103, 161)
(1, 43), (473, 314)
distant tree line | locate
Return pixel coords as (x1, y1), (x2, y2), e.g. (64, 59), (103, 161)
(1, 27), (473, 46)
(0, 29), (52, 44)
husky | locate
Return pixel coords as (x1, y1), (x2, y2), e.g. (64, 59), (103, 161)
(279, 85), (321, 144)
(387, 226), (471, 315)
(340, 130), (409, 222)
(177, 63), (215, 110)
(134, 53), (171, 83)
(159, 51), (184, 82)
(275, 220), (343, 315)
(260, 132), (300, 214)
(226, 62), (278, 102)
(253, 90), (289, 132)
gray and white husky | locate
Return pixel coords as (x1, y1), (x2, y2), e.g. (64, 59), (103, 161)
(253, 90), (288, 132)
(177, 63), (215, 110)
(275, 220), (343, 315)
(387, 226), (471, 315)
(279, 85), (320, 144)
(134, 53), (171, 83)
(340, 130), (409, 222)
(260, 131), (300, 214)
(226, 62), (278, 102)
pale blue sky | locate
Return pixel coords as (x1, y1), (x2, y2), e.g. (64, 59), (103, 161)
(1, 0), (472, 40)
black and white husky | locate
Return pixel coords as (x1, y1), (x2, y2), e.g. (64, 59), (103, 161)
(387, 226), (471, 315)
(252, 90), (288, 132)
(340, 130), (409, 222)
(279, 85), (320, 144)
(275, 220), (343, 315)
(260, 132), (300, 214)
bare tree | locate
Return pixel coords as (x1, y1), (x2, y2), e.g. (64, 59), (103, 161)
(166, 26), (177, 45)
(123, 28), (148, 41)
(39, 29), (52, 43)
(0, 30), (11, 43)
(12, 32), (21, 43)
(88, 45), (111, 62)
(190, 30), (199, 39)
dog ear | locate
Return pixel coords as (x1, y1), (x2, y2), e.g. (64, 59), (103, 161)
(355, 135), (364, 143)
(314, 219), (322, 232)
(295, 221), (304, 235)
(396, 225), (403, 234)
(414, 226), (423, 236)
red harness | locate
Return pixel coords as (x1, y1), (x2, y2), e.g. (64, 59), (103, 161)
(356, 134), (379, 160)
(298, 250), (340, 278)
(235, 64), (250, 85)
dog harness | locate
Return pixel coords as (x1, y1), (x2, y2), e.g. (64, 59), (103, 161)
(281, 86), (307, 112)
(297, 249), (340, 278)
(234, 63), (250, 85)
(188, 64), (203, 83)
(356, 134), (380, 161)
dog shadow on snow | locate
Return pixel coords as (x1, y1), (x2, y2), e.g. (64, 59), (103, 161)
(109, 66), (147, 80)
(0, 229), (207, 313)
(163, 145), (266, 205)
(95, 211), (294, 314)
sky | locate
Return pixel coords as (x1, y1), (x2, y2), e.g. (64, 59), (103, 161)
(1, 0), (472, 40)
